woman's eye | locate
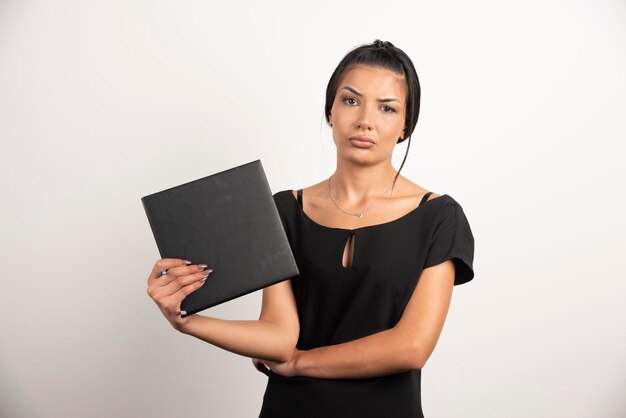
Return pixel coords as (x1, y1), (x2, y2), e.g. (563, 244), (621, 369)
(381, 105), (396, 113)
(343, 97), (358, 106)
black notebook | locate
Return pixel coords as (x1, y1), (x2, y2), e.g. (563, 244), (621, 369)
(141, 159), (299, 316)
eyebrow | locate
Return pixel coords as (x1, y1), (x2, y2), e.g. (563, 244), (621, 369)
(341, 86), (401, 103)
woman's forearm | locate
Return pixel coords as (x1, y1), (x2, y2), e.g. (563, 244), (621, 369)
(180, 315), (296, 362)
(291, 260), (455, 379)
(294, 327), (419, 379)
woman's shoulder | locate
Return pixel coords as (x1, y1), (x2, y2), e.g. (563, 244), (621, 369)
(391, 176), (447, 207)
(272, 189), (297, 208)
(273, 181), (330, 210)
(272, 179), (326, 198)
(398, 175), (464, 204)
(272, 189), (295, 198)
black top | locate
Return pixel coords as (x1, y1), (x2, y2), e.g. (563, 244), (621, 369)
(259, 189), (475, 418)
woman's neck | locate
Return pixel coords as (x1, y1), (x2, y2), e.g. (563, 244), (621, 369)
(330, 162), (399, 202)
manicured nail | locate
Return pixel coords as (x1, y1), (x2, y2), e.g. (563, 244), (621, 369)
(182, 260), (192, 265)
(197, 264), (208, 270)
(201, 277), (208, 284)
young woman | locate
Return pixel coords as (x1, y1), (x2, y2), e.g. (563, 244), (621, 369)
(146, 39), (475, 418)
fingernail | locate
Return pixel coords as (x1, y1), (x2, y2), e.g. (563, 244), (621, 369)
(197, 264), (208, 270)
(182, 260), (192, 265)
(201, 277), (208, 284)
(200, 269), (212, 277)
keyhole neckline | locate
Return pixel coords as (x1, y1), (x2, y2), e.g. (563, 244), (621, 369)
(341, 230), (357, 269)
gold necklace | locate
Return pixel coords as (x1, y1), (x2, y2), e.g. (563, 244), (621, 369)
(327, 175), (394, 219)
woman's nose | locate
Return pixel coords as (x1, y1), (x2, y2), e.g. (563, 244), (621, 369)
(356, 105), (374, 130)
(357, 119), (372, 130)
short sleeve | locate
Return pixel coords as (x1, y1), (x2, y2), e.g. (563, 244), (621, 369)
(423, 199), (475, 285)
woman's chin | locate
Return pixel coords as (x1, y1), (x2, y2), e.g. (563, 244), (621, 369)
(337, 152), (382, 167)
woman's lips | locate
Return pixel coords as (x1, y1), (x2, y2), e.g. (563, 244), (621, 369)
(349, 136), (374, 148)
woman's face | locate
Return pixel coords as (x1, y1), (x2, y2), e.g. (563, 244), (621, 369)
(328, 65), (407, 166)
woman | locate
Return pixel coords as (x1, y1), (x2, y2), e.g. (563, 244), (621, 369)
(146, 39), (475, 417)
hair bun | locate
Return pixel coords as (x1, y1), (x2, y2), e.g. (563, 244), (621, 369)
(373, 39), (393, 49)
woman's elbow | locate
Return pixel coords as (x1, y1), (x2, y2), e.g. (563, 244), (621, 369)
(410, 355), (428, 370)
(405, 355), (426, 370)
(277, 327), (299, 362)
(405, 342), (431, 370)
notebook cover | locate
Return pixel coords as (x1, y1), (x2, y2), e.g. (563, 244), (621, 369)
(141, 159), (299, 316)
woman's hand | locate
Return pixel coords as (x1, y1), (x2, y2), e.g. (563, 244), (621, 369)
(146, 258), (212, 331)
(251, 348), (303, 378)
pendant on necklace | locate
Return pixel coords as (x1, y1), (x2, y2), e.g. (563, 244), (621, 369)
(356, 212), (364, 218)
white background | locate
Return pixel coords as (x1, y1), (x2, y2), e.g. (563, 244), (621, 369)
(1, 1), (625, 417)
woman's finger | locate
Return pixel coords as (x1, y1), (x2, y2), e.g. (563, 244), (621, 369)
(167, 279), (209, 311)
(148, 258), (192, 283)
(151, 278), (208, 317)
(152, 269), (211, 299)
(153, 264), (211, 288)
(252, 358), (270, 376)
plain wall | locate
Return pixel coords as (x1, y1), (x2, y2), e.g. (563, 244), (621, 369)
(1, 0), (625, 417)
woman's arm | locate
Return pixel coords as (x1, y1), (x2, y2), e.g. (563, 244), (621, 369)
(284, 260), (455, 379)
(147, 259), (299, 363)
(181, 278), (300, 362)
